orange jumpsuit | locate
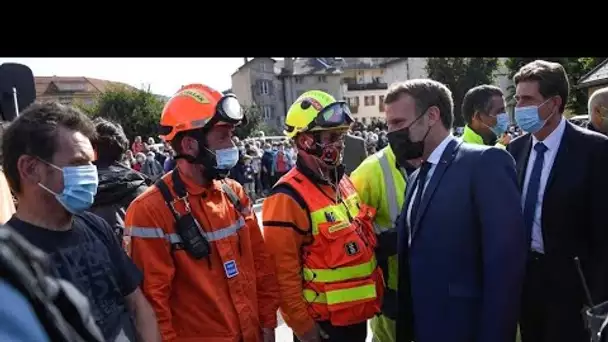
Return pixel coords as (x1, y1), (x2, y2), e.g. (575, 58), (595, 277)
(125, 170), (279, 342)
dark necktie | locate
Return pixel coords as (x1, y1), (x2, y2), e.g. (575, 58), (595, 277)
(523, 142), (548, 244)
(410, 161), (432, 227)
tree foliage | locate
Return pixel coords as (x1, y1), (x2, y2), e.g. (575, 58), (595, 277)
(235, 105), (263, 139)
(426, 58), (500, 127)
(504, 57), (606, 115)
(76, 85), (165, 140)
(234, 105), (283, 138)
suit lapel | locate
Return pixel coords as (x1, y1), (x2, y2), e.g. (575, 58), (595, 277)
(412, 139), (461, 238)
(516, 134), (532, 190)
(545, 121), (573, 194)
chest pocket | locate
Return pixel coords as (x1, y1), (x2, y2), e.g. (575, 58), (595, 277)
(314, 203), (377, 270)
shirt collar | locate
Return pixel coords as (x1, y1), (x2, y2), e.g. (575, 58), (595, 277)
(427, 134), (454, 165)
(532, 116), (566, 151)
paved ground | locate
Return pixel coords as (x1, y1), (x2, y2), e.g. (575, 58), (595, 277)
(253, 204), (374, 341)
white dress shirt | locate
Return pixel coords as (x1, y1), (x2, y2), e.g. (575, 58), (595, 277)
(521, 117), (566, 254)
(406, 134), (454, 244)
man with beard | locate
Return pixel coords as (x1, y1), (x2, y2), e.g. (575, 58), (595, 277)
(388, 79), (526, 342)
(124, 84), (279, 342)
(263, 90), (383, 342)
(1, 102), (160, 342)
(461, 85), (511, 148)
(89, 117), (150, 240)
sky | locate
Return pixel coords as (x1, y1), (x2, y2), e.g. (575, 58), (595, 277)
(0, 58), (254, 96)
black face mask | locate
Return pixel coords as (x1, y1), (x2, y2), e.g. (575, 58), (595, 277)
(387, 114), (431, 164)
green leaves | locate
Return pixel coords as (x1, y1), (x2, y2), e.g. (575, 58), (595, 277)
(426, 58), (500, 127)
(75, 85), (165, 140)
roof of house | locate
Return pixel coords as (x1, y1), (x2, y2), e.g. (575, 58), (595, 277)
(274, 58), (343, 76)
(231, 57), (277, 76)
(577, 58), (608, 89)
(379, 58), (408, 67)
(35, 76), (134, 97)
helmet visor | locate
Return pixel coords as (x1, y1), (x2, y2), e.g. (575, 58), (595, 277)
(311, 102), (353, 129)
(219, 95), (243, 121)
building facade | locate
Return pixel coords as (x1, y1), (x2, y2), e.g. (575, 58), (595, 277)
(35, 76), (134, 106)
(230, 57), (515, 131)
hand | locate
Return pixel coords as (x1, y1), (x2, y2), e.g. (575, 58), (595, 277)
(297, 324), (329, 342)
(499, 133), (511, 145)
(261, 328), (275, 342)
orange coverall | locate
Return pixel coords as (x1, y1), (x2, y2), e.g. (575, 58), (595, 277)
(125, 170), (279, 342)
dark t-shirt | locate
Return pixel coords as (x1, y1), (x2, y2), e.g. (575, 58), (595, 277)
(7, 212), (143, 342)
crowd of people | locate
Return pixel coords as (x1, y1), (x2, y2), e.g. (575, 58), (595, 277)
(2, 60), (608, 342)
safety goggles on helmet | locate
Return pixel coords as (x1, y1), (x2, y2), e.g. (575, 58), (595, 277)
(306, 101), (354, 131)
(202, 94), (244, 129)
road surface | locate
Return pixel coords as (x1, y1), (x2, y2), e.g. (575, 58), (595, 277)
(253, 203), (374, 341)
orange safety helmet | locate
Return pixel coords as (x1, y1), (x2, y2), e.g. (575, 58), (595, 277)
(159, 84), (242, 142)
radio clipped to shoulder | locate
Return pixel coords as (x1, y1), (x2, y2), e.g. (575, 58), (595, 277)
(156, 170), (211, 260)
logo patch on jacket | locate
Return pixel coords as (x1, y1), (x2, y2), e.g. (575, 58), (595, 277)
(345, 241), (360, 256)
(325, 211), (336, 222)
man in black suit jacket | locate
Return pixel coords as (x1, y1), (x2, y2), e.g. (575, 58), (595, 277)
(508, 60), (608, 342)
(343, 133), (367, 175)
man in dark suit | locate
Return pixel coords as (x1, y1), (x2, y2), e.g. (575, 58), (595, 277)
(342, 132), (367, 175)
(388, 79), (527, 342)
(508, 60), (608, 342)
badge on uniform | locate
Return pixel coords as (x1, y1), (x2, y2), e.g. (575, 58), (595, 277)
(325, 211), (336, 222)
(224, 260), (239, 278)
(345, 241), (360, 256)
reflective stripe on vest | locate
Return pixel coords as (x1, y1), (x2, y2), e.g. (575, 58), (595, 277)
(303, 283), (377, 304)
(376, 153), (400, 233)
(303, 256), (377, 282)
(309, 194), (360, 235)
(128, 216), (245, 243)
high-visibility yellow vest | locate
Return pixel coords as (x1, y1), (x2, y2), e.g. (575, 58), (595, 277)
(351, 146), (406, 342)
(461, 125), (506, 149)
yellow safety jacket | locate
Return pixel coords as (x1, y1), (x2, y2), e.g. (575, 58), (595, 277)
(461, 125), (506, 149)
(351, 146), (406, 342)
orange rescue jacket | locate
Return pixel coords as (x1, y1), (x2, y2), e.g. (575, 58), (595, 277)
(263, 167), (383, 334)
(124, 169), (279, 342)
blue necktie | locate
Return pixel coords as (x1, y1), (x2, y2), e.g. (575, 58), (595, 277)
(411, 161), (432, 226)
(523, 142), (548, 244)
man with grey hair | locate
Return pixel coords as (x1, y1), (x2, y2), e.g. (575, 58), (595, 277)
(588, 87), (608, 135)
(389, 79), (527, 342)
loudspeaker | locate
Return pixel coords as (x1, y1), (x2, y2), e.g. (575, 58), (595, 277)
(0, 63), (36, 122)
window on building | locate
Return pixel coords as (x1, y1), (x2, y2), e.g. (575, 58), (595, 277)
(58, 97), (72, 105)
(260, 63), (266, 72)
(379, 95), (385, 112)
(260, 80), (270, 95)
(318, 76), (327, 83)
(262, 105), (273, 119)
(364, 96), (375, 106)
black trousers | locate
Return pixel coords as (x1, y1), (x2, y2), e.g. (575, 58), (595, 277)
(293, 321), (367, 342)
(520, 252), (589, 342)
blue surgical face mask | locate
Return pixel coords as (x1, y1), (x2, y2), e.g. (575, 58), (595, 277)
(214, 146), (239, 170)
(489, 112), (510, 136)
(39, 163), (99, 214)
(514, 98), (556, 133)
